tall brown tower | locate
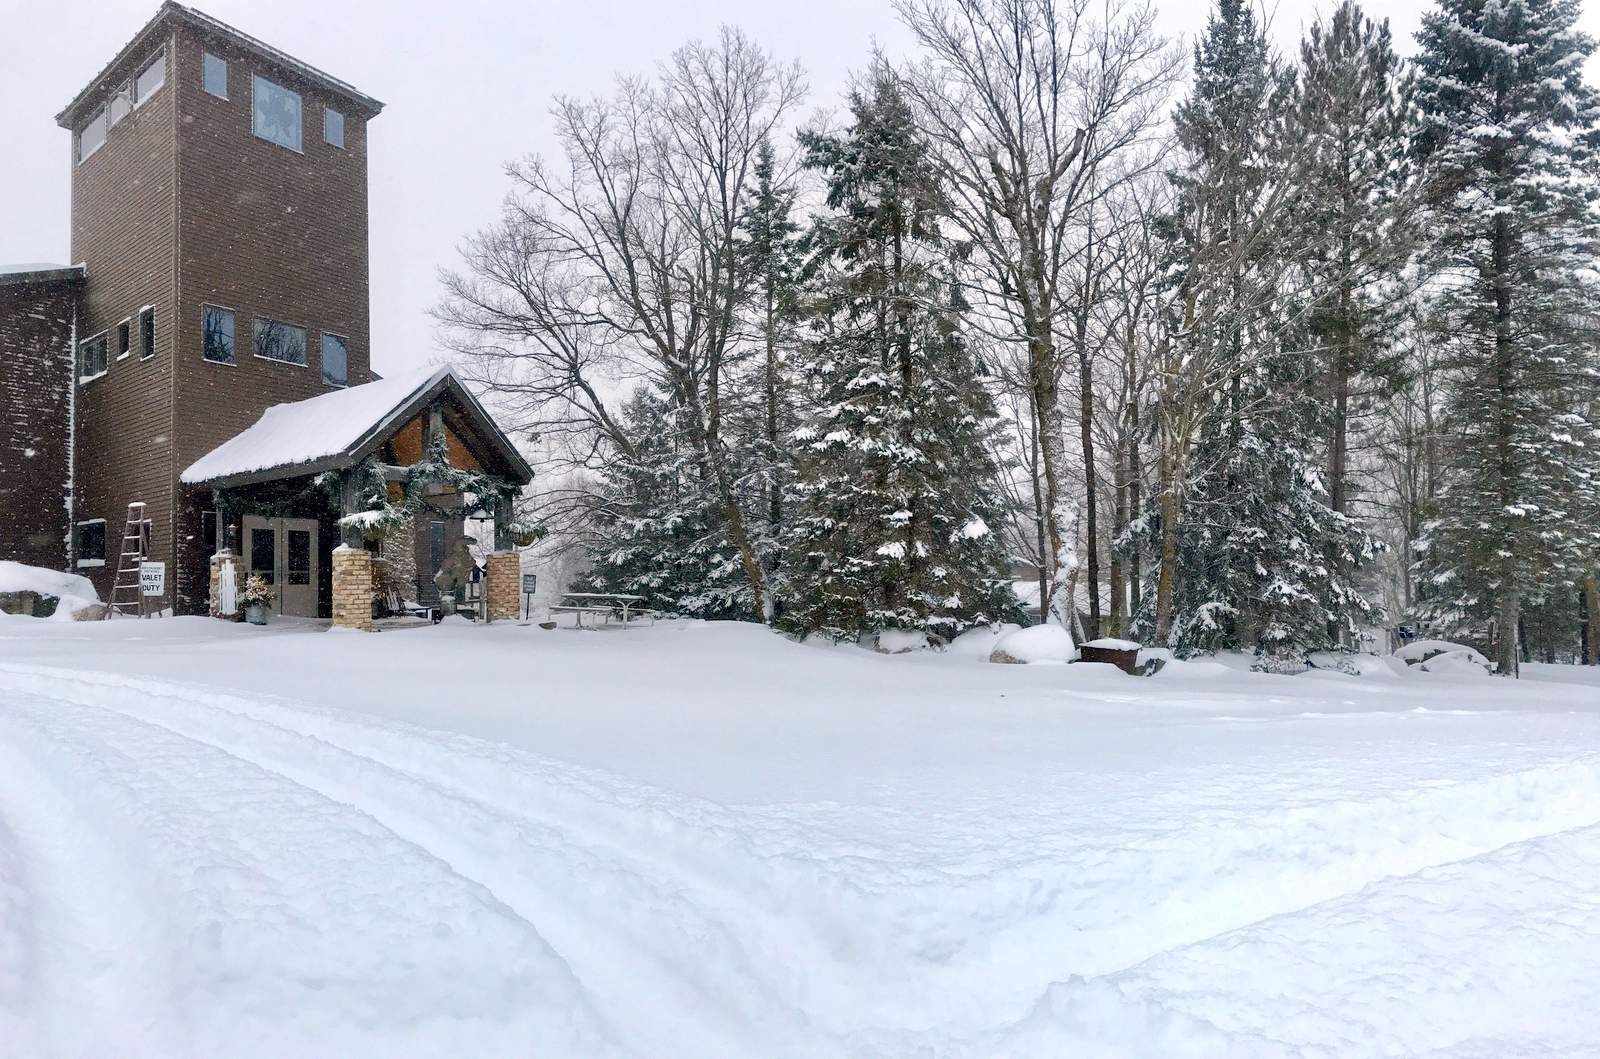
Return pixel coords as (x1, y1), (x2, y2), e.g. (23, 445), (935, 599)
(54, 3), (382, 612)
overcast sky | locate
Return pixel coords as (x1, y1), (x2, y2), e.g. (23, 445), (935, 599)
(3, 0), (1594, 378)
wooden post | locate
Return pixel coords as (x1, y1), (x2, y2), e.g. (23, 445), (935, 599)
(338, 469), (365, 549)
(493, 489), (514, 552)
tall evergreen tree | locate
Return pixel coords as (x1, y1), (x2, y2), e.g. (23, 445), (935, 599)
(781, 73), (1018, 643)
(1137, 0), (1382, 663)
(1411, 0), (1600, 675)
(1288, 1), (1418, 515)
(736, 139), (804, 599)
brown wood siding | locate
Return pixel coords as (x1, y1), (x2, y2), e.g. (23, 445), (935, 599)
(69, 31), (181, 605)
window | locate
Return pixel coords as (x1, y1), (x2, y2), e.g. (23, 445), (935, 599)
(109, 83), (133, 127)
(134, 53), (165, 105)
(77, 107), (106, 163)
(116, 319), (132, 359)
(203, 305), (236, 364)
(76, 519), (106, 568)
(324, 107), (344, 148)
(252, 75), (302, 152)
(253, 317), (307, 365)
(77, 334), (108, 381)
(321, 333), (348, 387)
(138, 306), (155, 359)
(203, 52), (228, 99)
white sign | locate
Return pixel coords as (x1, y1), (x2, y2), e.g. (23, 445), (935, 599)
(139, 561), (166, 597)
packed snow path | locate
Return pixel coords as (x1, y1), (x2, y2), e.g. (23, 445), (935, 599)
(2, 621), (1600, 1056)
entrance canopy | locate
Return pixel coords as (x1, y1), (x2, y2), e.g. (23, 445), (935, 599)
(181, 365), (532, 490)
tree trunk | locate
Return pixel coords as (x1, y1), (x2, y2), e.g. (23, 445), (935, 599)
(1076, 325), (1100, 640)
(1128, 393), (1142, 622)
(1154, 446), (1181, 644)
(1584, 573), (1599, 666)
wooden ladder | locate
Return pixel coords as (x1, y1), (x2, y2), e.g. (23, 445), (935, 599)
(105, 502), (151, 619)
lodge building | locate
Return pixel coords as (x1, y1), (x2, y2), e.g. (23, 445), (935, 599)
(0, 3), (530, 625)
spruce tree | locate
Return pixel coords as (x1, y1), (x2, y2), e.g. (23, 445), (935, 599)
(781, 72), (1018, 644)
(1411, 0), (1600, 675)
(1137, 0), (1383, 664)
(585, 391), (757, 619)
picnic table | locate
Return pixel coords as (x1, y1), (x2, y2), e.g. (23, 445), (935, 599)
(553, 592), (654, 628)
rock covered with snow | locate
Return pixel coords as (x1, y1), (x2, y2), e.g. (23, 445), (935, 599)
(0, 561), (101, 621)
(990, 623), (1074, 665)
(1082, 637), (1142, 652)
(876, 628), (932, 654)
(1396, 639), (1492, 670)
(947, 623), (1022, 659)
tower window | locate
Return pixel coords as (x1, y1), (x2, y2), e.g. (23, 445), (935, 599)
(203, 53), (228, 99)
(109, 83), (133, 127)
(139, 306), (156, 359)
(253, 318), (308, 365)
(134, 53), (165, 105)
(76, 107), (106, 163)
(117, 319), (132, 359)
(203, 305), (236, 364)
(252, 75), (303, 152)
(324, 107), (344, 148)
(321, 333), (348, 387)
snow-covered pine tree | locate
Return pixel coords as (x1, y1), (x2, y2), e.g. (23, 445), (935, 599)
(735, 139), (804, 602)
(584, 390), (757, 619)
(1410, 0), (1600, 676)
(780, 72), (1019, 644)
(1135, 0), (1383, 664)
(1287, 1), (1418, 516)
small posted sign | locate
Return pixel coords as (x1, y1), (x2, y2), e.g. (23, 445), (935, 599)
(521, 573), (538, 595)
(139, 561), (166, 597)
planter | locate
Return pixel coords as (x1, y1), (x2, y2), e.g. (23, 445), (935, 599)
(245, 603), (271, 626)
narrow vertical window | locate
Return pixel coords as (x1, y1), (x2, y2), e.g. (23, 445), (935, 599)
(202, 52), (228, 99)
(321, 333), (348, 387)
(116, 319), (131, 359)
(324, 107), (344, 148)
(202, 305), (236, 364)
(77, 107), (106, 162)
(139, 306), (155, 359)
(134, 52), (165, 105)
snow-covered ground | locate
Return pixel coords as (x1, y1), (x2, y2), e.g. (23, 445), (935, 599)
(1, 614), (1598, 1057)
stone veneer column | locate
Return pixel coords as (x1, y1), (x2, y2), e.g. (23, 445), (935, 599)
(484, 551), (521, 623)
(331, 545), (374, 631)
(209, 549), (243, 621)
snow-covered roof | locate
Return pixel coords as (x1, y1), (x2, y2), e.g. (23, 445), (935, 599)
(0, 263), (84, 286)
(181, 365), (532, 488)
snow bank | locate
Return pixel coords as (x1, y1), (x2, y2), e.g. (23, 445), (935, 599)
(0, 561), (100, 620)
(877, 628), (931, 654)
(991, 624), (1074, 664)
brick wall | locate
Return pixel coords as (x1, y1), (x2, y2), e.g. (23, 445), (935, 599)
(0, 277), (79, 569)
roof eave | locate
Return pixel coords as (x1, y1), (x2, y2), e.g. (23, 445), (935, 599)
(0, 265), (87, 288)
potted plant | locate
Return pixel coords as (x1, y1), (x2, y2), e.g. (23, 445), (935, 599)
(239, 574), (274, 625)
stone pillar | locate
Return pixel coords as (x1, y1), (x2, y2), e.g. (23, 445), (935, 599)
(332, 545), (374, 631)
(209, 549), (243, 621)
(484, 551), (520, 623)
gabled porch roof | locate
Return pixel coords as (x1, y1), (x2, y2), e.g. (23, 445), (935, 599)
(181, 365), (533, 489)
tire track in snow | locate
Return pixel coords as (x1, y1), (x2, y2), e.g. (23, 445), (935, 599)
(1, 667), (852, 1059)
(0, 684), (620, 1059)
(8, 663), (1600, 1054)
(0, 704), (187, 1059)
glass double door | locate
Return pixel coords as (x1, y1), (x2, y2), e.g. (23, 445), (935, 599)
(241, 515), (319, 617)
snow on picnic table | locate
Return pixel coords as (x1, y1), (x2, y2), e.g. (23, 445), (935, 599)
(2, 614), (1600, 1057)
